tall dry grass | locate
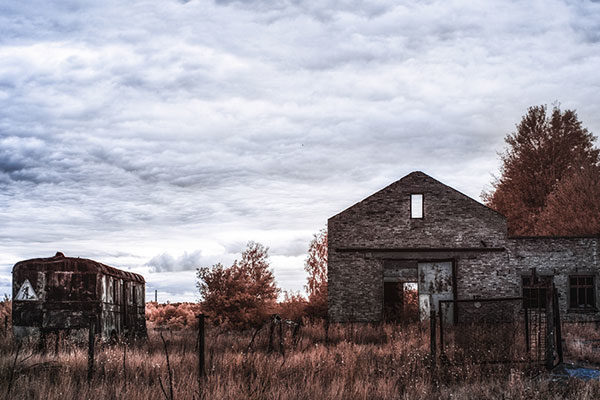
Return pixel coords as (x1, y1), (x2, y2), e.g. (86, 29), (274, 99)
(562, 322), (600, 365)
(1, 319), (599, 400)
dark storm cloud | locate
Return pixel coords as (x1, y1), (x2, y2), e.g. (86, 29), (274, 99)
(1, 0), (600, 299)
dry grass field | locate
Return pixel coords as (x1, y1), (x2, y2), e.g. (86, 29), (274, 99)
(1, 318), (600, 400)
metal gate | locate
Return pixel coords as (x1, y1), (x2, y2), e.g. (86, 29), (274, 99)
(433, 288), (562, 368)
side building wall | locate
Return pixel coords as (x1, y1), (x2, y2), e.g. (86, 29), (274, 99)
(328, 251), (382, 322)
(507, 237), (600, 322)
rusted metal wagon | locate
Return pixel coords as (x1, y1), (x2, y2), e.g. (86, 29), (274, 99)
(12, 252), (146, 341)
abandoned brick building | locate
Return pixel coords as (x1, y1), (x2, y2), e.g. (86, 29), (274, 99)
(328, 171), (600, 323)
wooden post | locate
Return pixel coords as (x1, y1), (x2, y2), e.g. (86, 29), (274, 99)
(155, 290), (158, 303)
(122, 342), (127, 379)
(292, 318), (302, 347)
(553, 287), (563, 364)
(430, 309), (437, 365)
(38, 329), (47, 354)
(545, 288), (555, 370)
(54, 330), (60, 356)
(197, 314), (205, 380)
(438, 299), (445, 356)
(87, 318), (96, 383)
(278, 315), (285, 357)
(524, 306), (530, 353)
(268, 315), (275, 353)
(159, 332), (174, 400)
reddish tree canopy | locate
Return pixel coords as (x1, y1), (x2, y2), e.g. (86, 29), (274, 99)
(484, 105), (600, 235)
(196, 241), (279, 328)
(536, 166), (600, 236)
(304, 228), (327, 318)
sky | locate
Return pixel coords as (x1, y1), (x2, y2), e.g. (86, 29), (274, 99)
(1, 0), (600, 302)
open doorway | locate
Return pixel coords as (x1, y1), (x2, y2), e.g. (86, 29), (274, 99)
(383, 281), (419, 322)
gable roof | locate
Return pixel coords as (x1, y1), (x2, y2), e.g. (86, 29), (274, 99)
(329, 171), (505, 221)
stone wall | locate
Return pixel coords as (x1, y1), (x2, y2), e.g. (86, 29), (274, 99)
(328, 250), (382, 321)
(507, 236), (600, 321)
(328, 171), (600, 323)
(455, 251), (515, 299)
(328, 171), (508, 322)
(328, 171), (507, 251)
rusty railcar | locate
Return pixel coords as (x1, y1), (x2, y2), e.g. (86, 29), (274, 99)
(12, 252), (146, 341)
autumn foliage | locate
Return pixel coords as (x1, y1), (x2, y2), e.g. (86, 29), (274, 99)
(536, 166), (600, 236)
(275, 291), (308, 321)
(145, 301), (202, 330)
(304, 229), (328, 318)
(196, 241), (279, 329)
(484, 105), (600, 236)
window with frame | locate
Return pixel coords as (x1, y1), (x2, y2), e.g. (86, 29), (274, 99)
(569, 275), (595, 310)
(410, 194), (423, 219)
(522, 276), (548, 309)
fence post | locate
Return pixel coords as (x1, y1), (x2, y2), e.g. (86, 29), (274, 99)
(268, 315), (275, 353)
(438, 300), (445, 356)
(278, 315), (285, 357)
(292, 318), (302, 347)
(545, 288), (555, 370)
(54, 330), (60, 356)
(524, 306), (530, 353)
(197, 314), (205, 381)
(430, 309), (436, 366)
(38, 329), (47, 354)
(87, 318), (96, 383)
(553, 287), (563, 364)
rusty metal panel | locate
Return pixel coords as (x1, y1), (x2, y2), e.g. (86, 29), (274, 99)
(418, 261), (454, 323)
(12, 252), (147, 341)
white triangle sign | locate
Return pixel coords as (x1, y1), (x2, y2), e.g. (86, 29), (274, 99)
(16, 279), (38, 301)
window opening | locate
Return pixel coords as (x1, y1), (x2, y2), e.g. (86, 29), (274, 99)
(411, 194), (423, 219)
(569, 275), (595, 310)
(522, 276), (549, 309)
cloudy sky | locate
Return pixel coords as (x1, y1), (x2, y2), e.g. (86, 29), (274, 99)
(1, 0), (600, 302)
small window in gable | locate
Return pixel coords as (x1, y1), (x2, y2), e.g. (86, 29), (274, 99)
(411, 194), (423, 219)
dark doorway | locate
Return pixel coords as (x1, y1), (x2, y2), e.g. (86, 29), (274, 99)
(384, 281), (419, 322)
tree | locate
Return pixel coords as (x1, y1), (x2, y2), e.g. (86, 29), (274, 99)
(276, 291), (308, 321)
(536, 166), (600, 236)
(483, 105), (600, 235)
(196, 241), (279, 328)
(304, 228), (328, 318)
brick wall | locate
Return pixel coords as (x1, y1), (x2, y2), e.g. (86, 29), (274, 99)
(328, 171), (600, 322)
(328, 171), (507, 250)
(507, 237), (600, 322)
(328, 251), (382, 321)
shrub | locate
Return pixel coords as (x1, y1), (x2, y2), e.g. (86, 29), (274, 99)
(145, 302), (202, 330)
(196, 241), (279, 329)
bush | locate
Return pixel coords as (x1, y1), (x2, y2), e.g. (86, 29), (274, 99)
(145, 302), (202, 330)
(0, 295), (10, 329)
(276, 291), (307, 321)
(196, 241), (279, 329)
